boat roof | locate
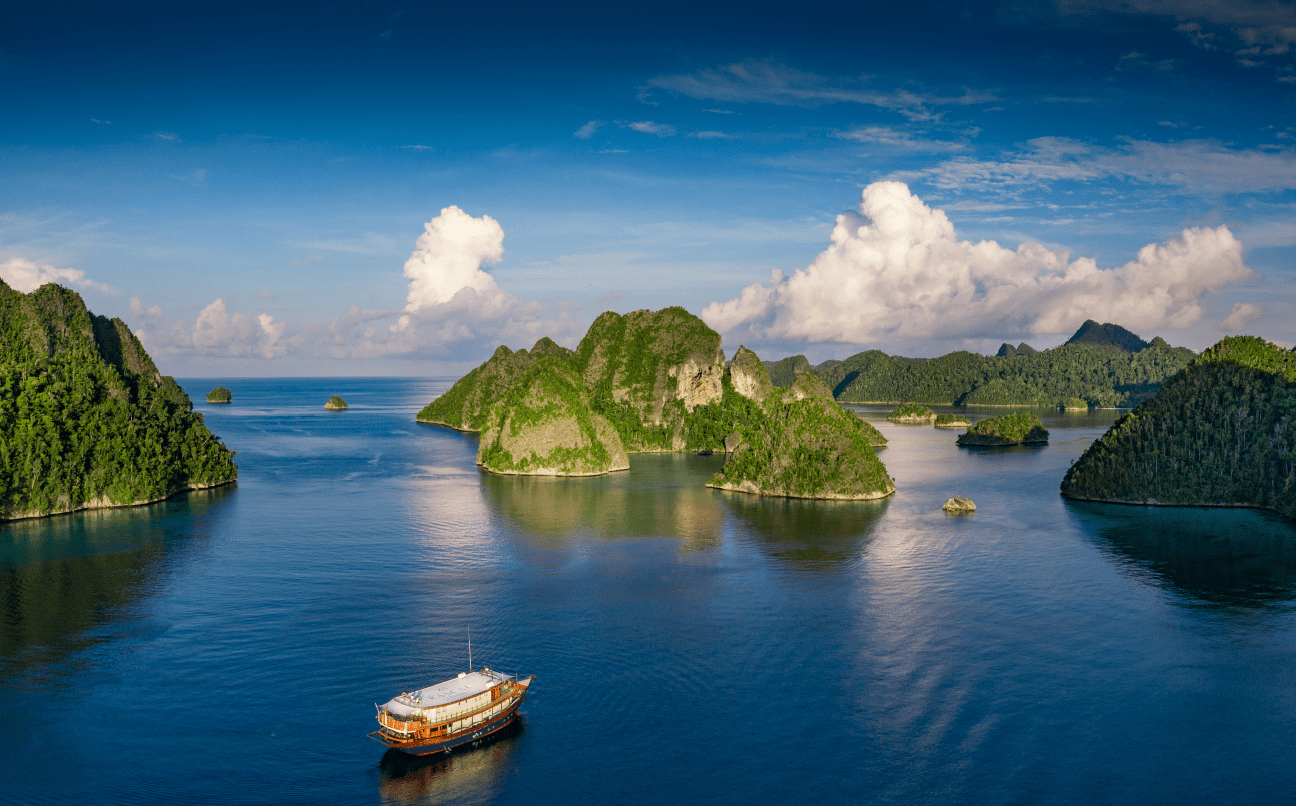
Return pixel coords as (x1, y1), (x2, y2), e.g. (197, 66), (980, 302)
(382, 669), (510, 717)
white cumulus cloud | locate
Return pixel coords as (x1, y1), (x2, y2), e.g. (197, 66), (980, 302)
(702, 181), (1254, 344)
(192, 299), (286, 358)
(1220, 301), (1265, 331)
(401, 205), (505, 314)
(0, 256), (111, 293)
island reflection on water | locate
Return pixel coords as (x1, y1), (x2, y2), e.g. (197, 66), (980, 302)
(0, 486), (235, 680)
(1069, 500), (1296, 609)
(478, 452), (888, 567)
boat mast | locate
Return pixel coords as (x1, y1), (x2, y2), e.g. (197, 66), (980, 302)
(468, 627), (472, 672)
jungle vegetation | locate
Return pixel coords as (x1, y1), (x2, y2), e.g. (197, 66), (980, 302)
(0, 281), (238, 520)
(956, 412), (1049, 446)
(206, 386), (232, 403)
(888, 403), (935, 422)
(1061, 336), (1296, 519)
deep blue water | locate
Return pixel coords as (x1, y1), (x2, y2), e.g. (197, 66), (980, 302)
(4, 379), (1296, 805)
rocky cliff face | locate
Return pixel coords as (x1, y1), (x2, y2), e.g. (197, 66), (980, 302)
(476, 357), (629, 476)
(576, 307), (724, 451)
(729, 346), (775, 403)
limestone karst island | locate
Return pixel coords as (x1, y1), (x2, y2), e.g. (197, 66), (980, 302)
(417, 307), (894, 500)
(0, 280), (238, 521)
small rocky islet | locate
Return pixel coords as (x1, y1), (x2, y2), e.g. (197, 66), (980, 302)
(418, 308), (894, 500)
(957, 412), (1050, 446)
(324, 396), (348, 410)
(887, 403), (936, 424)
(207, 386), (232, 404)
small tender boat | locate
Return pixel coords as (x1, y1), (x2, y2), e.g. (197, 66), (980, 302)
(369, 667), (535, 756)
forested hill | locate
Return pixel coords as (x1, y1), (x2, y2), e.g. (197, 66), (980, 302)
(1061, 336), (1296, 518)
(0, 280), (238, 521)
(809, 322), (1196, 408)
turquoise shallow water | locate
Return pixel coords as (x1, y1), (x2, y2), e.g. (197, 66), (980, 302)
(3, 379), (1296, 805)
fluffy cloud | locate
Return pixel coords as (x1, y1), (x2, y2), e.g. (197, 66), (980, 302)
(0, 256), (110, 293)
(702, 181), (1253, 344)
(131, 298), (286, 359)
(314, 206), (580, 358)
(401, 205), (505, 314)
(193, 299), (286, 358)
(1221, 301), (1265, 331)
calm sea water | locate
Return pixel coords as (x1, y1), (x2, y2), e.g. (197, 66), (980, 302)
(4, 378), (1296, 805)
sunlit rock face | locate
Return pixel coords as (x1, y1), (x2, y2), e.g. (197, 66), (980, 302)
(476, 357), (629, 477)
(729, 346), (774, 404)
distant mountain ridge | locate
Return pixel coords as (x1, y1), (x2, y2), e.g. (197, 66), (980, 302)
(1064, 320), (1150, 353)
(996, 342), (1038, 358)
(767, 321), (1194, 408)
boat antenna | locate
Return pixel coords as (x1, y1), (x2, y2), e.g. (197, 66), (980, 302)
(468, 627), (472, 673)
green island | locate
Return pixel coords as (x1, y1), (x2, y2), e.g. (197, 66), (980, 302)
(207, 386), (232, 404)
(934, 413), (971, 429)
(324, 396), (348, 410)
(1061, 336), (1296, 519)
(804, 321), (1194, 408)
(0, 280), (238, 521)
(419, 309), (893, 499)
(956, 412), (1049, 446)
(887, 402), (936, 423)
(762, 354), (810, 388)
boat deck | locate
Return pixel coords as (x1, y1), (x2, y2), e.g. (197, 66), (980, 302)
(382, 669), (512, 717)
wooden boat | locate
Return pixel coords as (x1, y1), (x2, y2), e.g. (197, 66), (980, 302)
(369, 667), (535, 756)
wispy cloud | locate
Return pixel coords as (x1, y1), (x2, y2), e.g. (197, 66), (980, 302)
(399, 144), (432, 151)
(626, 121), (676, 137)
(690, 130), (736, 139)
(574, 120), (604, 139)
(900, 137), (1296, 194)
(836, 126), (965, 152)
(648, 60), (996, 121)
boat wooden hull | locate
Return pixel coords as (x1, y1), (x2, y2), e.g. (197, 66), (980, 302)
(369, 699), (525, 756)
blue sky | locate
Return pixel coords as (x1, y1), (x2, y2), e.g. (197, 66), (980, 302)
(3, 0), (1295, 375)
